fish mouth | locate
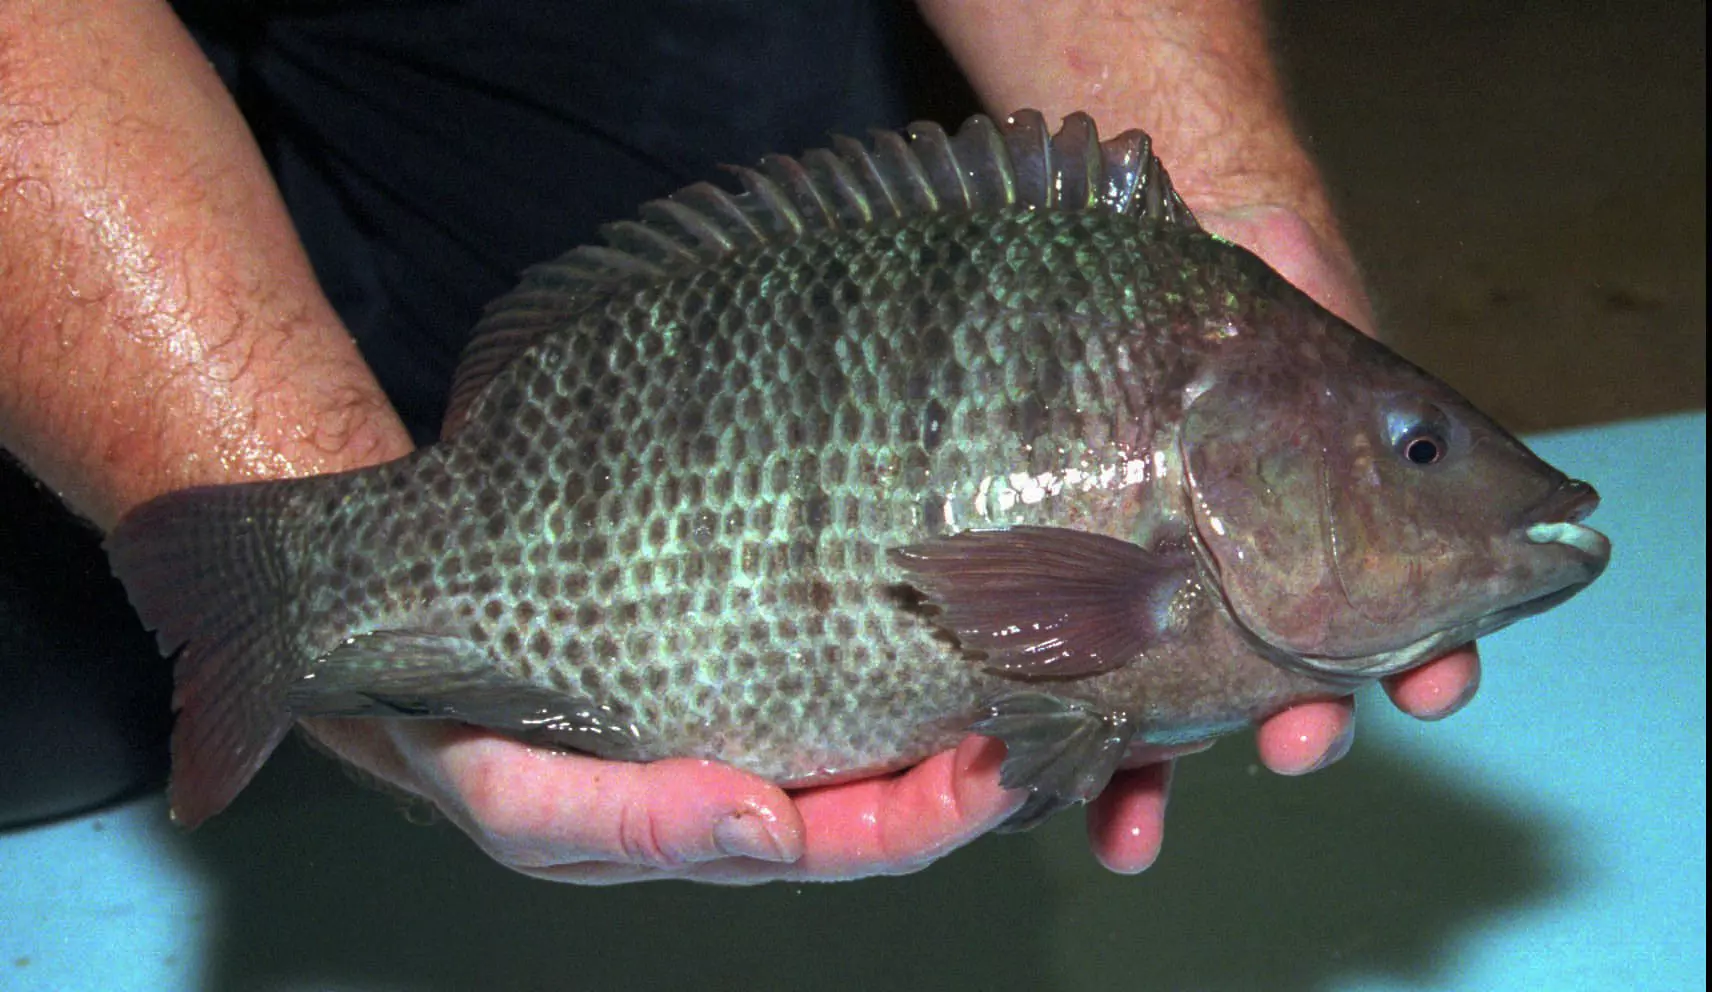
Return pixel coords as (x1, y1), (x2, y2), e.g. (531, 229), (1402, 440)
(1288, 478), (1612, 682)
(1449, 476), (1611, 660)
(1519, 478), (1611, 572)
(1525, 521), (1609, 560)
(1523, 477), (1600, 527)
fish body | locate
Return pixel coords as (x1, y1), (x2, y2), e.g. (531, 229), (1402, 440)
(107, 112), (1610, 828)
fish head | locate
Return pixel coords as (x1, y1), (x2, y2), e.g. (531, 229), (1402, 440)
(1179, 329), (1610, 679)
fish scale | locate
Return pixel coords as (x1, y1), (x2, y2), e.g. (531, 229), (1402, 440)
(315, 208), (1209, 782)
(107, 111), (1609, 831)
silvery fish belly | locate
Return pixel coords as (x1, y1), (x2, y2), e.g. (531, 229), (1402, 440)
(107, 111), (1611, 829)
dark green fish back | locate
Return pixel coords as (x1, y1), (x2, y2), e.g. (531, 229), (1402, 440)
(443, 110), (1200, 437)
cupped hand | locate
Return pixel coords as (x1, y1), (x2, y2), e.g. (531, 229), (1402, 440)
(302, 642), (1476, 883)
(301, 717), (1026, 884)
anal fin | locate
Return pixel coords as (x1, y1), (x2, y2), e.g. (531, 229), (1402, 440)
(970, 692), (1137, 832)
(293, 630), (645, 760)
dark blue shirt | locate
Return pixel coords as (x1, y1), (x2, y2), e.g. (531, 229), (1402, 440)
(179, 0), (915, 440)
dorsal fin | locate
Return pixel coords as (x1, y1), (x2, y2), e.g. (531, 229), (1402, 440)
(442, 110), (1200, 437)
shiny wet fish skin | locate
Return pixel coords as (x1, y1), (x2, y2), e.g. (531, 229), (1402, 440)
(106, 111), (1609, 829)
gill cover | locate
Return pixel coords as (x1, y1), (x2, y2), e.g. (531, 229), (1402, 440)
(1181, 381), (1466, 663)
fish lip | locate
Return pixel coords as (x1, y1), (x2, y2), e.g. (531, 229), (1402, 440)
(1524, 520), (1612, 565)
(1523, 478), (1600, 527)
(1517, 478), (1610, 574)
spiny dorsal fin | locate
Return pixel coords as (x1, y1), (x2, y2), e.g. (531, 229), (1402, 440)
(442, 110), (1200, 437)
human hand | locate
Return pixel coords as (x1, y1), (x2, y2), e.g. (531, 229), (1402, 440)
(306, 653), (1477, 887)
(302, 717), (1029, 884)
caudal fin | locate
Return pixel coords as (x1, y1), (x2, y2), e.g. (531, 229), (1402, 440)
(105, 480), (314, 827)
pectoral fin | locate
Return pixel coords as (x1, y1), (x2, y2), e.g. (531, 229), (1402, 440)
(292, 630), (644, 758)
(891, 525), (1191, 678)
(971, 692), (1137, 832)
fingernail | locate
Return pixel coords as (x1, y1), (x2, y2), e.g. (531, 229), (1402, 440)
(1420, 674), (1481, 721)
(1308, 720), (1356, 773)
(713, 809), (794, 863)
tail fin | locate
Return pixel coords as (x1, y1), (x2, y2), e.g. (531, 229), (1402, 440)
(105, 479), (315, 827)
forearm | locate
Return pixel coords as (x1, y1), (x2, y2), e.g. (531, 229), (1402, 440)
(917, 0), (1372, 327)
(0, 0), (410, 531)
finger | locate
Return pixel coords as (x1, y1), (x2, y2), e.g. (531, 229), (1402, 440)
(394, 722), (805, 873)
(505, 859), (757, 886)
(1384, 643), (1482, 720)
(513, 856), (785, 886)
(530, 736), (1026, 886)
(776, 735), (1023, 881)
(1086, 760), (1174, 874)
(1255, 698), (1356, 776)
(464, 742), (1205, 886)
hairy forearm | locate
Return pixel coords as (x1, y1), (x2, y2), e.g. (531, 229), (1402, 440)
(0, 0), (410, 531)
(918, 0), (1329, 227)
(917, 0), (1371, 326)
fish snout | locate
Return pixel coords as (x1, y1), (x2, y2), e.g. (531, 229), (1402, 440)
(1524, 478), (1600, 526)
(1522, 479), (1610, 574)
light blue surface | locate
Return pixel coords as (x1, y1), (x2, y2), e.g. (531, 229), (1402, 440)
(2, 413), (1704, 992)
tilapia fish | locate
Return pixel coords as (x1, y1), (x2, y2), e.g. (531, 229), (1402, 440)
(108, 111), (1611, 829)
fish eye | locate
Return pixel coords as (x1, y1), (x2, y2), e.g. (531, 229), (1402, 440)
(1399, 430), (1446, 466)
(1383, 399), (1460, 469)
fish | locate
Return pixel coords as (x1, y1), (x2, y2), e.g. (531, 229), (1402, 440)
(106, 110), (1611, 830)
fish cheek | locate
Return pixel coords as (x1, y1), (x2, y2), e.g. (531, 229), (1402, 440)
(1323, 430), (1558, 649)
(1180, 384), (1345, 655)
(1321, 446), (1455, 638)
